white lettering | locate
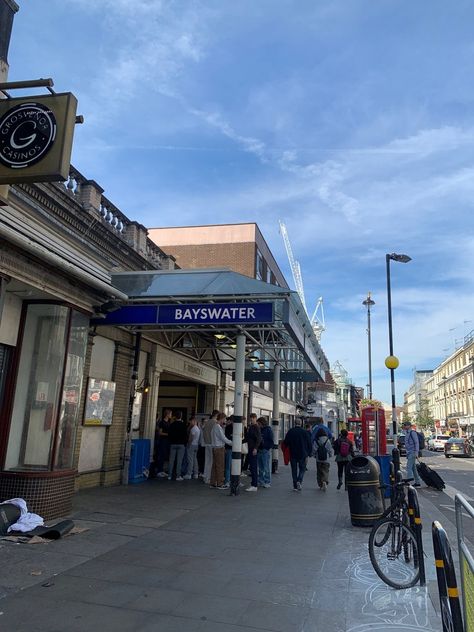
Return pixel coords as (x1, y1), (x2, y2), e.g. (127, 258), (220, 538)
(221, 308), (230, 319)
(239, 308), (246, 319)
(11, 121), (37, 149)
(192, 308), (200, 319)
(183, 309), (192, 319)
(175, 308), (182, 319)
(230, 307), (238, 318)
(208, 307), (219, 319)
(200, 307), (207, 318)
(248, 308), (255, 318)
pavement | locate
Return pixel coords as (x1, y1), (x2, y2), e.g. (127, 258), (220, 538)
(0, 457), (460, 632)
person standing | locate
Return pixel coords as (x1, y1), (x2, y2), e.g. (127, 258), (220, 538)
(167, 412), (188, 481)
(153, 408), (172, 478)
(210, 412), (232, 489)
(184, 416), (201, 479)
(402, 421), (421, 487)
(333, 429), (354, 490)
(311, 417), (333, 444)
(245, 413), (262, 492)
(201, 410), (219, 484)
(314, 428), (333, 491)
(257, 417), (273, 488)
(283, 419), (312, 491)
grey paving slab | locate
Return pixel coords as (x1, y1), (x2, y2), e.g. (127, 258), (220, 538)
(238, 601), (310, 632)
(0, 597), (154, 632)
(170, 592), (252, 624)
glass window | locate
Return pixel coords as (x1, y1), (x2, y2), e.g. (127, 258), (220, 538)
(54, 311), (89, 469)
(256, 249), (264, 280)
(6, 304), (69, 470)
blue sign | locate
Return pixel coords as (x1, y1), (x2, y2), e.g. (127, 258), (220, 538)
(93, 302), (274, 326)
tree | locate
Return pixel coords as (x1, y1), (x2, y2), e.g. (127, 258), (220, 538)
(415, 398), (434, 431)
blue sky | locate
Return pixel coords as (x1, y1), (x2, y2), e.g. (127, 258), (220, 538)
(7, 1), (474, 403)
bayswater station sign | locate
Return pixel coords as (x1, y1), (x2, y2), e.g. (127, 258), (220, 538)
(96, 302), (274, 326)
(0, 92), (77, 184)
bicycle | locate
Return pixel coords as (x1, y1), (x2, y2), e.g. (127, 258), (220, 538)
(368, 472), (420, 589)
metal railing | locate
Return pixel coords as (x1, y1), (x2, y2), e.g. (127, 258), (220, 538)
(456, 494), (474, 631)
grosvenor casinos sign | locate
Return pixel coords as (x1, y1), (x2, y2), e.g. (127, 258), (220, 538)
(0, 92), (77, 184)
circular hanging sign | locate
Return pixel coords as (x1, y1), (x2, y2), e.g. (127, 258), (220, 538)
(0, 102), (57, 169)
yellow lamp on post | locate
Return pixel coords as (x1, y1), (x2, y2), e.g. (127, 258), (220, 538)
(385, 355), (399, 370)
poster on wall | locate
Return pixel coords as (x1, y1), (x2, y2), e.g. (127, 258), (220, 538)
(131, 392), (142, 431)
(83, 377), (116, 426)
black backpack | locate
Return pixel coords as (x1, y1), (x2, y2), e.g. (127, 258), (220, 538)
(416, 432), (425, 450)
(315, 438), (329, 461)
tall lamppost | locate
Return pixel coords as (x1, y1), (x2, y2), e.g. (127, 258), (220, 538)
(469, 357), (474, 434)
(385, 252), (411, 437)
(362, 292), (375, 399)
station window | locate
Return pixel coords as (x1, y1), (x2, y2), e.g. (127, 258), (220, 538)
(4, 303), (89, 471)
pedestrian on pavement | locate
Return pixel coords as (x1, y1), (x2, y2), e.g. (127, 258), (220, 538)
(402, 421), (421, 487)
(184, 416), (201, 479)
(283, 419), (313, 491)
(201, 410), (219, 484)
(210, 412), (232, 489)
(152, 408), (172, 478)
(257, 417), (274, 488)
(314, 428), (333, 491)
(167, 412), (188, 481)
(245, 413), (262, 492)
(311, 417), (333, 445)
(333, 429), (354, 490)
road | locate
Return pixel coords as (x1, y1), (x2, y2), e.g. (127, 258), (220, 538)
(414, 449), (474, 544)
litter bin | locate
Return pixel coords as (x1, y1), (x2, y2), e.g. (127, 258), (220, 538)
(347, 455), (384, 527)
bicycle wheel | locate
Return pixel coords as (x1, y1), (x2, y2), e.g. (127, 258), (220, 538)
(368, 518), (420, 589)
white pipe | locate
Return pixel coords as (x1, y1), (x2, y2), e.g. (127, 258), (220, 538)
(0, 220), (128, 301)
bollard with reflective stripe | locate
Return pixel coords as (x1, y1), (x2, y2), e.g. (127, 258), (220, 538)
(432, 520), (464, 632)
(407, 485), (426, 586)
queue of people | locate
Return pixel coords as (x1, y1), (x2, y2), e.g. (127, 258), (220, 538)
(150, 409), (274, 492)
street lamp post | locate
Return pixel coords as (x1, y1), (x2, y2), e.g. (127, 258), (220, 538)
(469, 357), (474, 435)
(362, 292), (375, 399)
(385, 252), (411, 437)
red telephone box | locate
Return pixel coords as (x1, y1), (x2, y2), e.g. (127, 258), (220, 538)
(361, 406), (386, 456)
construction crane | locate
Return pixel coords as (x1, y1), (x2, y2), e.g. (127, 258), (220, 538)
(278, 220), (326, 341)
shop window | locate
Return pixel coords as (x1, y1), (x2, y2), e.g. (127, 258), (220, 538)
(5, 304), (88, 471)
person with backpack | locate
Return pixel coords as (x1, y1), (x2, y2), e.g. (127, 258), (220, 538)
(313, 428), (333, 491)
(333, 429), (354, 490)
(402, 421), (421, 487)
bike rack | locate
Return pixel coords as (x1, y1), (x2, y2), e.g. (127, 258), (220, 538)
(432, 520), (464, 632)
(407, 485), (426, 586)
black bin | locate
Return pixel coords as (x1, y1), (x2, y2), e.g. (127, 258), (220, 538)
(347, 455), (384, 527)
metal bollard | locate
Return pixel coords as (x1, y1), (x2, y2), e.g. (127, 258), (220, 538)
(407, 485), (426, 586)
(432, 520), (464, 632)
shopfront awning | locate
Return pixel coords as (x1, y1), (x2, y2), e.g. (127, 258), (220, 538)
(93, 268), (328, 379)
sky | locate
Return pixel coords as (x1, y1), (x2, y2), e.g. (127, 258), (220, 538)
(6, 1), (474, 404)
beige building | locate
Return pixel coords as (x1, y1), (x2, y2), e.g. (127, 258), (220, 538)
(425, 332), (474, 434)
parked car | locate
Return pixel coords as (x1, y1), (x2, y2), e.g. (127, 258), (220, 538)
(397, 434), (406, 456)
(444, 437), (473, 458)
(428, 434), (450, 451)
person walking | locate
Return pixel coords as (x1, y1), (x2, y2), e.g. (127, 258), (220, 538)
(201, 410), (219, 484)
(402, 421), (421, 487)
(333, 429), (354, 490)
(184, 416), (201, 479)
(311, 416), (333, 444)
(152, 408), (172, 478)
(257, 417), (273, 488)
(245, 413), (262, 492)
(283, 419), (313, 491)
(314, 428), (333, 491)
(167, 412), (188, 481)
(210, 412), (232, 489)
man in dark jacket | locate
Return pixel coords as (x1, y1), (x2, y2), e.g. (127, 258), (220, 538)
(245, 413), (262, 492)
(257, 417), (274, 488)
(167, 412), (188, 481)
(284, 419), (313, 491)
